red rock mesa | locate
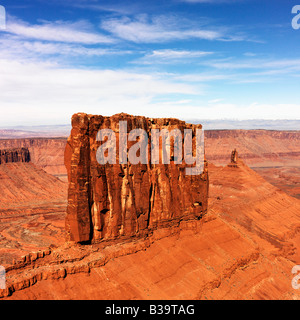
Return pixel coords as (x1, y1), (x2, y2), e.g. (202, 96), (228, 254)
(204, 129), (300, 167)
(65, 113), (209, 243)
(0, 147), (30, 164)
(0, 138), (67, 177)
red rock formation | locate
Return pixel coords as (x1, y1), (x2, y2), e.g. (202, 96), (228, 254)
(2, 129), (300, 194)
(2, 155), (300, 300)
(228, 149), (239, 168)
(2, 127), (300, 300)
(230, 148), (238, 163)
(253, 167), (300, 199)
(0, 148), (30, 164)
(0, 138), (67, 177)
(204, 130), (300, 199)
(65, 113), (209, 243)
(205, 129), (300, 167)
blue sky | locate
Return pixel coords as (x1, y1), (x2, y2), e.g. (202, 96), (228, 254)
(0, 0), (300, 126)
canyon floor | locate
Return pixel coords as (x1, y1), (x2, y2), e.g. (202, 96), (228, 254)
(1, 129), (300, 300)
(0, 162), (67, 266)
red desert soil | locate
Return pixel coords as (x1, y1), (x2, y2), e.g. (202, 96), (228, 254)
(1, 158), (300, 300)
(253, 167), (300, 200)
(205, 130), (300, 200)
(204, 129), (300, 167)
(0, 162), (67, 266)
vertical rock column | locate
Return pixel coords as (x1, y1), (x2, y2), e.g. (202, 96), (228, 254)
(0, 148), (30, 164)
(65, 113), (91, 242)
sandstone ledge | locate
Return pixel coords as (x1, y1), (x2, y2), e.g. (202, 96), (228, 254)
(0, 219), (204, 299)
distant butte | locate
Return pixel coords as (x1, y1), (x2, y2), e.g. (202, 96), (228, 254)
(0, 147), (30, 164)
(228, 148), (239, 168)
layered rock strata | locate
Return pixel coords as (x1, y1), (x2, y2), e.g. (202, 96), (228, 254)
(0, 139), (67, 176)
(65, 113), (209, 243)
(0, 148), (30, 164)
(204, 129), (300, 167)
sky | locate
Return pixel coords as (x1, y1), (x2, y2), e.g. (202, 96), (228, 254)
(0, 0), (300, 127)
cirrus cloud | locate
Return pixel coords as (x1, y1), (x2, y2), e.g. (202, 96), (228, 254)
(101, 15), (224, 43)
(133, 49), (214, 64)
(5, 17), (114, 44)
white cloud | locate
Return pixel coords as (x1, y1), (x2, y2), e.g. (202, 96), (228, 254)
(0, 14), (298, 126)
(0, 17), (132, 62)
(202, 57), (300, 80)
(208, 98), (224, 103)
(244, 52), (257, 57)
(173, 73), (231, 82)
(5, 17), (114, 44)
(195, 102), (300, 120)
(0, 37), (132, 61)
(134, 49), (213, 64)
(180, 0), (243, 3)
(101, 15), (223, 43)
(0, 56), (298, 126)
(0, 58), (200, 126)
(148, 49), (213, 59)
(73, 3), (139, 15)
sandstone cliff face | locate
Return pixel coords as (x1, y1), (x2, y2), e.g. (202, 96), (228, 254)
(0, 148), (30, 164)
(65, 113), (208, 243)
(0, 138), (67, 176)
(204, 129), (300, 167)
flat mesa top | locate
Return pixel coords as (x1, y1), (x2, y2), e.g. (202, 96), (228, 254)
(70, 112), (203, 130)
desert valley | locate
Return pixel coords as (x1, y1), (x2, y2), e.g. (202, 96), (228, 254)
(0, 114), (300, 300)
